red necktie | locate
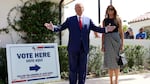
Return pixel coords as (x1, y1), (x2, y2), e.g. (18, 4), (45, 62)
(79, 17), (82, 29)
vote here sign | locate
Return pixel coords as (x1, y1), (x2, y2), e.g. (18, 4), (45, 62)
(6, 43), (60, 84)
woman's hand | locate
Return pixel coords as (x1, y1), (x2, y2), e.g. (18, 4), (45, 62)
(120, 43), (124, 51)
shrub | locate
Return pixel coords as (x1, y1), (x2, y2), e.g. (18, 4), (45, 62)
(88, 45), (103, 77)
(0, 45), (148, 83)
(8, 0), (59, 43)
(58, 45), (104, 78)
(58, 46), (69, 79)
(0, 48), (7, 84)
(124, 45), (145, 71)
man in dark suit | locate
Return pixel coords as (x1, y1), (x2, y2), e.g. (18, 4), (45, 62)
(44, 3), (116, 84)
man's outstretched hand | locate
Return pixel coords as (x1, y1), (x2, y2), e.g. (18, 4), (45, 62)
(44, 21), (54, 31)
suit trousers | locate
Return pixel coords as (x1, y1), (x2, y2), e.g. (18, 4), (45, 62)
(68, 43), (88, 84)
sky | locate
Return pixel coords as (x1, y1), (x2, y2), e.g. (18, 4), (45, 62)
(64, 0), (150, 26)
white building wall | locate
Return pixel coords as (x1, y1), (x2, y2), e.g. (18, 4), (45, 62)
(0, 0), (29, 48)
(62, 33), (150, 49)
(0, 0), (65, 48)
(91, 38), (150, 49)
(1, 0), (149, 49)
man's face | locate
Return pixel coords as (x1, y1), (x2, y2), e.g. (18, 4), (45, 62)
(75, 4), (84, 16)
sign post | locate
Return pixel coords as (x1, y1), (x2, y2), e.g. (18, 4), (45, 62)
(6, 43), (60, 84)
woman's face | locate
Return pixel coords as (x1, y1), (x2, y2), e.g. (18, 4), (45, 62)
(107, 7), (114, 15)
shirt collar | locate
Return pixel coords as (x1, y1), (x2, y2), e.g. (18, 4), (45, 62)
(77, 15), (83, 20)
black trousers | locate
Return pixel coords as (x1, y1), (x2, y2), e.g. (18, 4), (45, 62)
(68, 43), (88, 84)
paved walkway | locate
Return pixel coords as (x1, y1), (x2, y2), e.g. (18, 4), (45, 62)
(47, 73), (150, 84)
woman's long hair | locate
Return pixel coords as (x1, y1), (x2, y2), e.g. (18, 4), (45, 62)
(105, 5), (119, 26)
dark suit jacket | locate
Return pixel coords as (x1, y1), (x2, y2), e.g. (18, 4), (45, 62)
(54, 15), (105, 53)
